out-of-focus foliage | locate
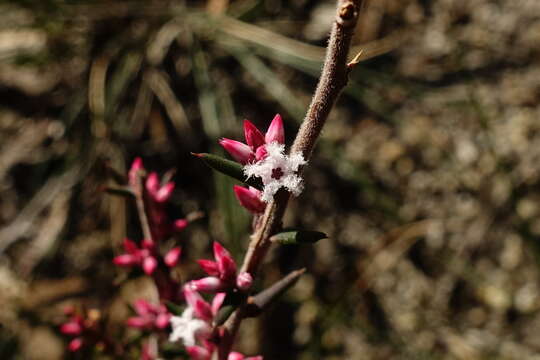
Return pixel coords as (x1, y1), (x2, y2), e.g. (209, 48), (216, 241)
(1, 0), (540, 358)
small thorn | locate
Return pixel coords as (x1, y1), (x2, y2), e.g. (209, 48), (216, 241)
(347, 49), (364, 68)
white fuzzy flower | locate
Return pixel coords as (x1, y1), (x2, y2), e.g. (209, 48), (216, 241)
(168, 307), (211, 347)
(243, 142), (307, 202)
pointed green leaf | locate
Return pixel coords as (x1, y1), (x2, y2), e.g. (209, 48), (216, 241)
(193, 152), (262, 189)
(270, 230), (327, 245)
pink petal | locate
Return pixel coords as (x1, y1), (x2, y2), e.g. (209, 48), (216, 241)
(236, 272), (253, 291)
(233, 186), (265, 214)
(145, 172), (160, 195)
(219, 138), (255, 165)
(186, 346), (211, 360)
(60, 321), (83, 336)
(183, 285), (213, 321)
(128, 157), (144, 187)
(113, 254), (139, 266)
(68, 337), (84, 352)
(174, 219), (188, 231)
(164, 247), (182, 267)
(126, 316), (150, 329)
(265, 114), (284, 144)
(142, 256), (158, 275)
(154, 182), (175, 203)
(228, 352), (245, 360)
(211, 293), (226, 316)
(213, 242), (237, 279)
(191, 277), (225, 293)
(123, 238), (140, 254)
(154, 313), (171, 329)
(243, 119), (265, 150)
(255, 145), (268, 161)
(133, 299), (154, 316)
(197, 260), (220, 277)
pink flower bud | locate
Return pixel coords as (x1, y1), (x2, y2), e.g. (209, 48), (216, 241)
(174, 219), (188, 231)
(265, 114), (284, 144)
(233, 186), (265, 214)
(154, 313), (171, 329)
(164, 247), (182, 267)
(126, 316), (149, 329)
(219, 138), (254, 164)
(113, 254), (138, 266)
(186, 346), (211, 360)
(68, 337), (84, 352)
(228, 352), (245, 360)
(154, 182), (175, 203)
(60, 321), (83, 336)
(213, 242), (237, 281)
(123, 238), (139, 254)
(133, 299), (153, 316)
(197, 259), (220, 276)
(211, 293), (226, 316)
(243, 120), (265, 149)
(236, 272), (253, 291)
(142, 256), (158, 275)
(128, 157), (144, 188)
(145, 172), (160, 195)
(190, 277), (224, 293)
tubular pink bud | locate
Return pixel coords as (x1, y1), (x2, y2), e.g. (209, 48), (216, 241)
(60, 322), (83, 336)
(174, 219), (188, 231)
(190, 277), (224, 293)
(123, 238), (139, 254)
(213, 242), (237, 281)
(228, 352), (245, 360)
(154, 182), (175, 203)
(219, 138), (254, 164)
(142, 256), (158, 275)
(145, 172), (160, 195)
(128, 157), (144, 187)
(133, 299), (154, 316)
(265, 114), (284, 144)
(187, 346), (211, 360)
(211, 293), (226, 316)
(233, 185), (265, 214)
(68, 338), (84, 352)
(126, 316), (149, 329)
(164, 247), (182, 267)
(243, 120), (265, 149)
(197, 259), (220, 276)
(113, 254), (139, 266)
(155, 313), (171, 329)
(236, 272), (253, 291)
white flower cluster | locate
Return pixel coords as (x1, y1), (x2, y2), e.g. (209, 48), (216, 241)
(243, 142), (307, 202)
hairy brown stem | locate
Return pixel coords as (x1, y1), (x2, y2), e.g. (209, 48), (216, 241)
(221, 1), (362, 357)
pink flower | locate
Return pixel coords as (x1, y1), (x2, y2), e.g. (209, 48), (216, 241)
(220, 114), (285, 165)
(59, 309), (99, 353)
(126, 299), (171, 331)
(113, 238), (159, 275)
(192, 242), (252, 293)
(233, 186), (265, 214)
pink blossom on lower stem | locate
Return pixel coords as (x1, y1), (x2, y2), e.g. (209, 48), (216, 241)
(191, 242), (253, 293)
(220, 114), (285, 165)
(59, 308), (100, 353)
(126, 299), (171, 331)
(113, 238), (158, 275)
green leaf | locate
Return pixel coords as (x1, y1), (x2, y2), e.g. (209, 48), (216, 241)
(165, 301), (185, 316)
(270, 230), (327, 245)
(193, 152), (263, 189)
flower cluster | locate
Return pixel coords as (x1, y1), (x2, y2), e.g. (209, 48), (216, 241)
(126, 299), (172, 332)
(191, 242), (253, 293)
(59, 307), (102, 352)
(220, 114), (306, 205)
(113, 238), (181, 275)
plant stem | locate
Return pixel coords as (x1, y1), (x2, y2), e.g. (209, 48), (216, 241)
(220, 1), (363, 357)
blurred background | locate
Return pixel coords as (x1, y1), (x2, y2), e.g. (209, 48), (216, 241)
(2, 0), (540, 358)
